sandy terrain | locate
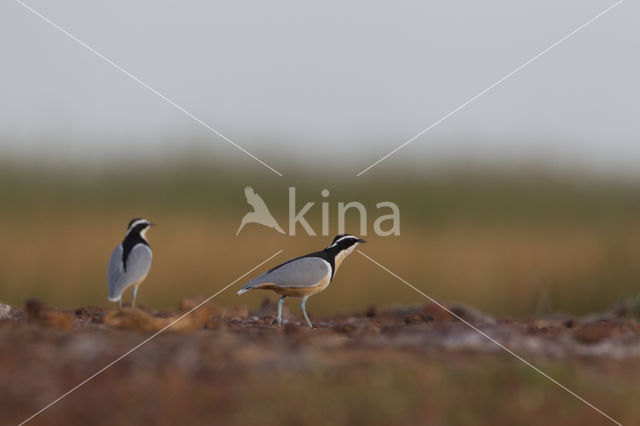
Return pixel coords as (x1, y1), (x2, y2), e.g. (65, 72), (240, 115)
(1, 298), (639, 426)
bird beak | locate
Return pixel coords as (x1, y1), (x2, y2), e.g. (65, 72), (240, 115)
(358, 238), (367, 243)
(149, 222), (156, 227)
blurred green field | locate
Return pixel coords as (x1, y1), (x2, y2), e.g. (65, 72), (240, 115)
(1, 160), (640, 317)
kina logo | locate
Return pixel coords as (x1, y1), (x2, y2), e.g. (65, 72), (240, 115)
(236, 186), (400, 237)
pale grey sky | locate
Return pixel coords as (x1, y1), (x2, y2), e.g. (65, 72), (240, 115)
(0, 1), (638, 174)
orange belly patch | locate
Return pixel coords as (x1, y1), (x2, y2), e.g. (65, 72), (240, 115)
(254, 275), (331, 298)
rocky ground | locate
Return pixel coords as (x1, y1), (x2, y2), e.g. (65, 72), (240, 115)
(1, 298), (639, 426)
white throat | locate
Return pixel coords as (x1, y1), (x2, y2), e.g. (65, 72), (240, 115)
(334, 243), (359, 272)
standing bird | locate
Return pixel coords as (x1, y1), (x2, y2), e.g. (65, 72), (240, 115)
(236, 186), (285, 235)
(237, 234), (366, 327)
(107, 218), (154, 309)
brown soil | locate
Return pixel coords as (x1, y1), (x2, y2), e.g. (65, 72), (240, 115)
(1, 298), (639, 426)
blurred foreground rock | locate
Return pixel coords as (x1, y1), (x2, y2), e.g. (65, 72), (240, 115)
(103, 305), (213, 333)
(0, 302), (18, 320)
(573, 320), (640, 344)
(0, 298), (637, 358)
(180, 295), (249, 319)
(24, 299), (73, 330)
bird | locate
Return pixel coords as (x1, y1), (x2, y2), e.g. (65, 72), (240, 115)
(236, 186), (285, 235)
(107, 218), (155, 309)
(237, 234), (366, 327)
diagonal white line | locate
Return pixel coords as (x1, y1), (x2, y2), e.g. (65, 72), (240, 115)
(13, 0), (284, 177)
(18, 249), (283, 426)
(356, 0), (625, 176)
(357, 250), (622, 426)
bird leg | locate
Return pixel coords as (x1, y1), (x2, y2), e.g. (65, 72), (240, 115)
(132, 286), (139, 310)
(277, 295), (286, 325)
(300, 296), (312, 328)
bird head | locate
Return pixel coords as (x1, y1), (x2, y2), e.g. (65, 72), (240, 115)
(126, 218), (155, 238)
(327, 234), (366, 256)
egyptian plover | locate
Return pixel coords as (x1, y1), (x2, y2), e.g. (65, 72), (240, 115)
(107, 218), (154, 309)
(237, 234), (366, 327)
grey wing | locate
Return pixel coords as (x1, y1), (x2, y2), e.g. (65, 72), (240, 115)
(245, 257), (331, 289)
(108, 244), (124, 300)
(108, 244), (152, 301)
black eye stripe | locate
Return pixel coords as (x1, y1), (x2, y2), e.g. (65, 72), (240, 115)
(133, 223), (148, 233)
(126, 220), (150, 235)
(127, 217), (144, 230)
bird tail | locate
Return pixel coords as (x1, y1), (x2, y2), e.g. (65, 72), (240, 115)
(238, 272), (269, 295)
(108, 282), (121, 302)
(237, 279), (260, 295)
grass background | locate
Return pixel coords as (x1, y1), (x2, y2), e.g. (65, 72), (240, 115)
(1, 159), (640, 317)
(2, 159), (639, 426)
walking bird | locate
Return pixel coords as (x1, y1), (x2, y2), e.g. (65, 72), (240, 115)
(237, 234), (366, 327)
